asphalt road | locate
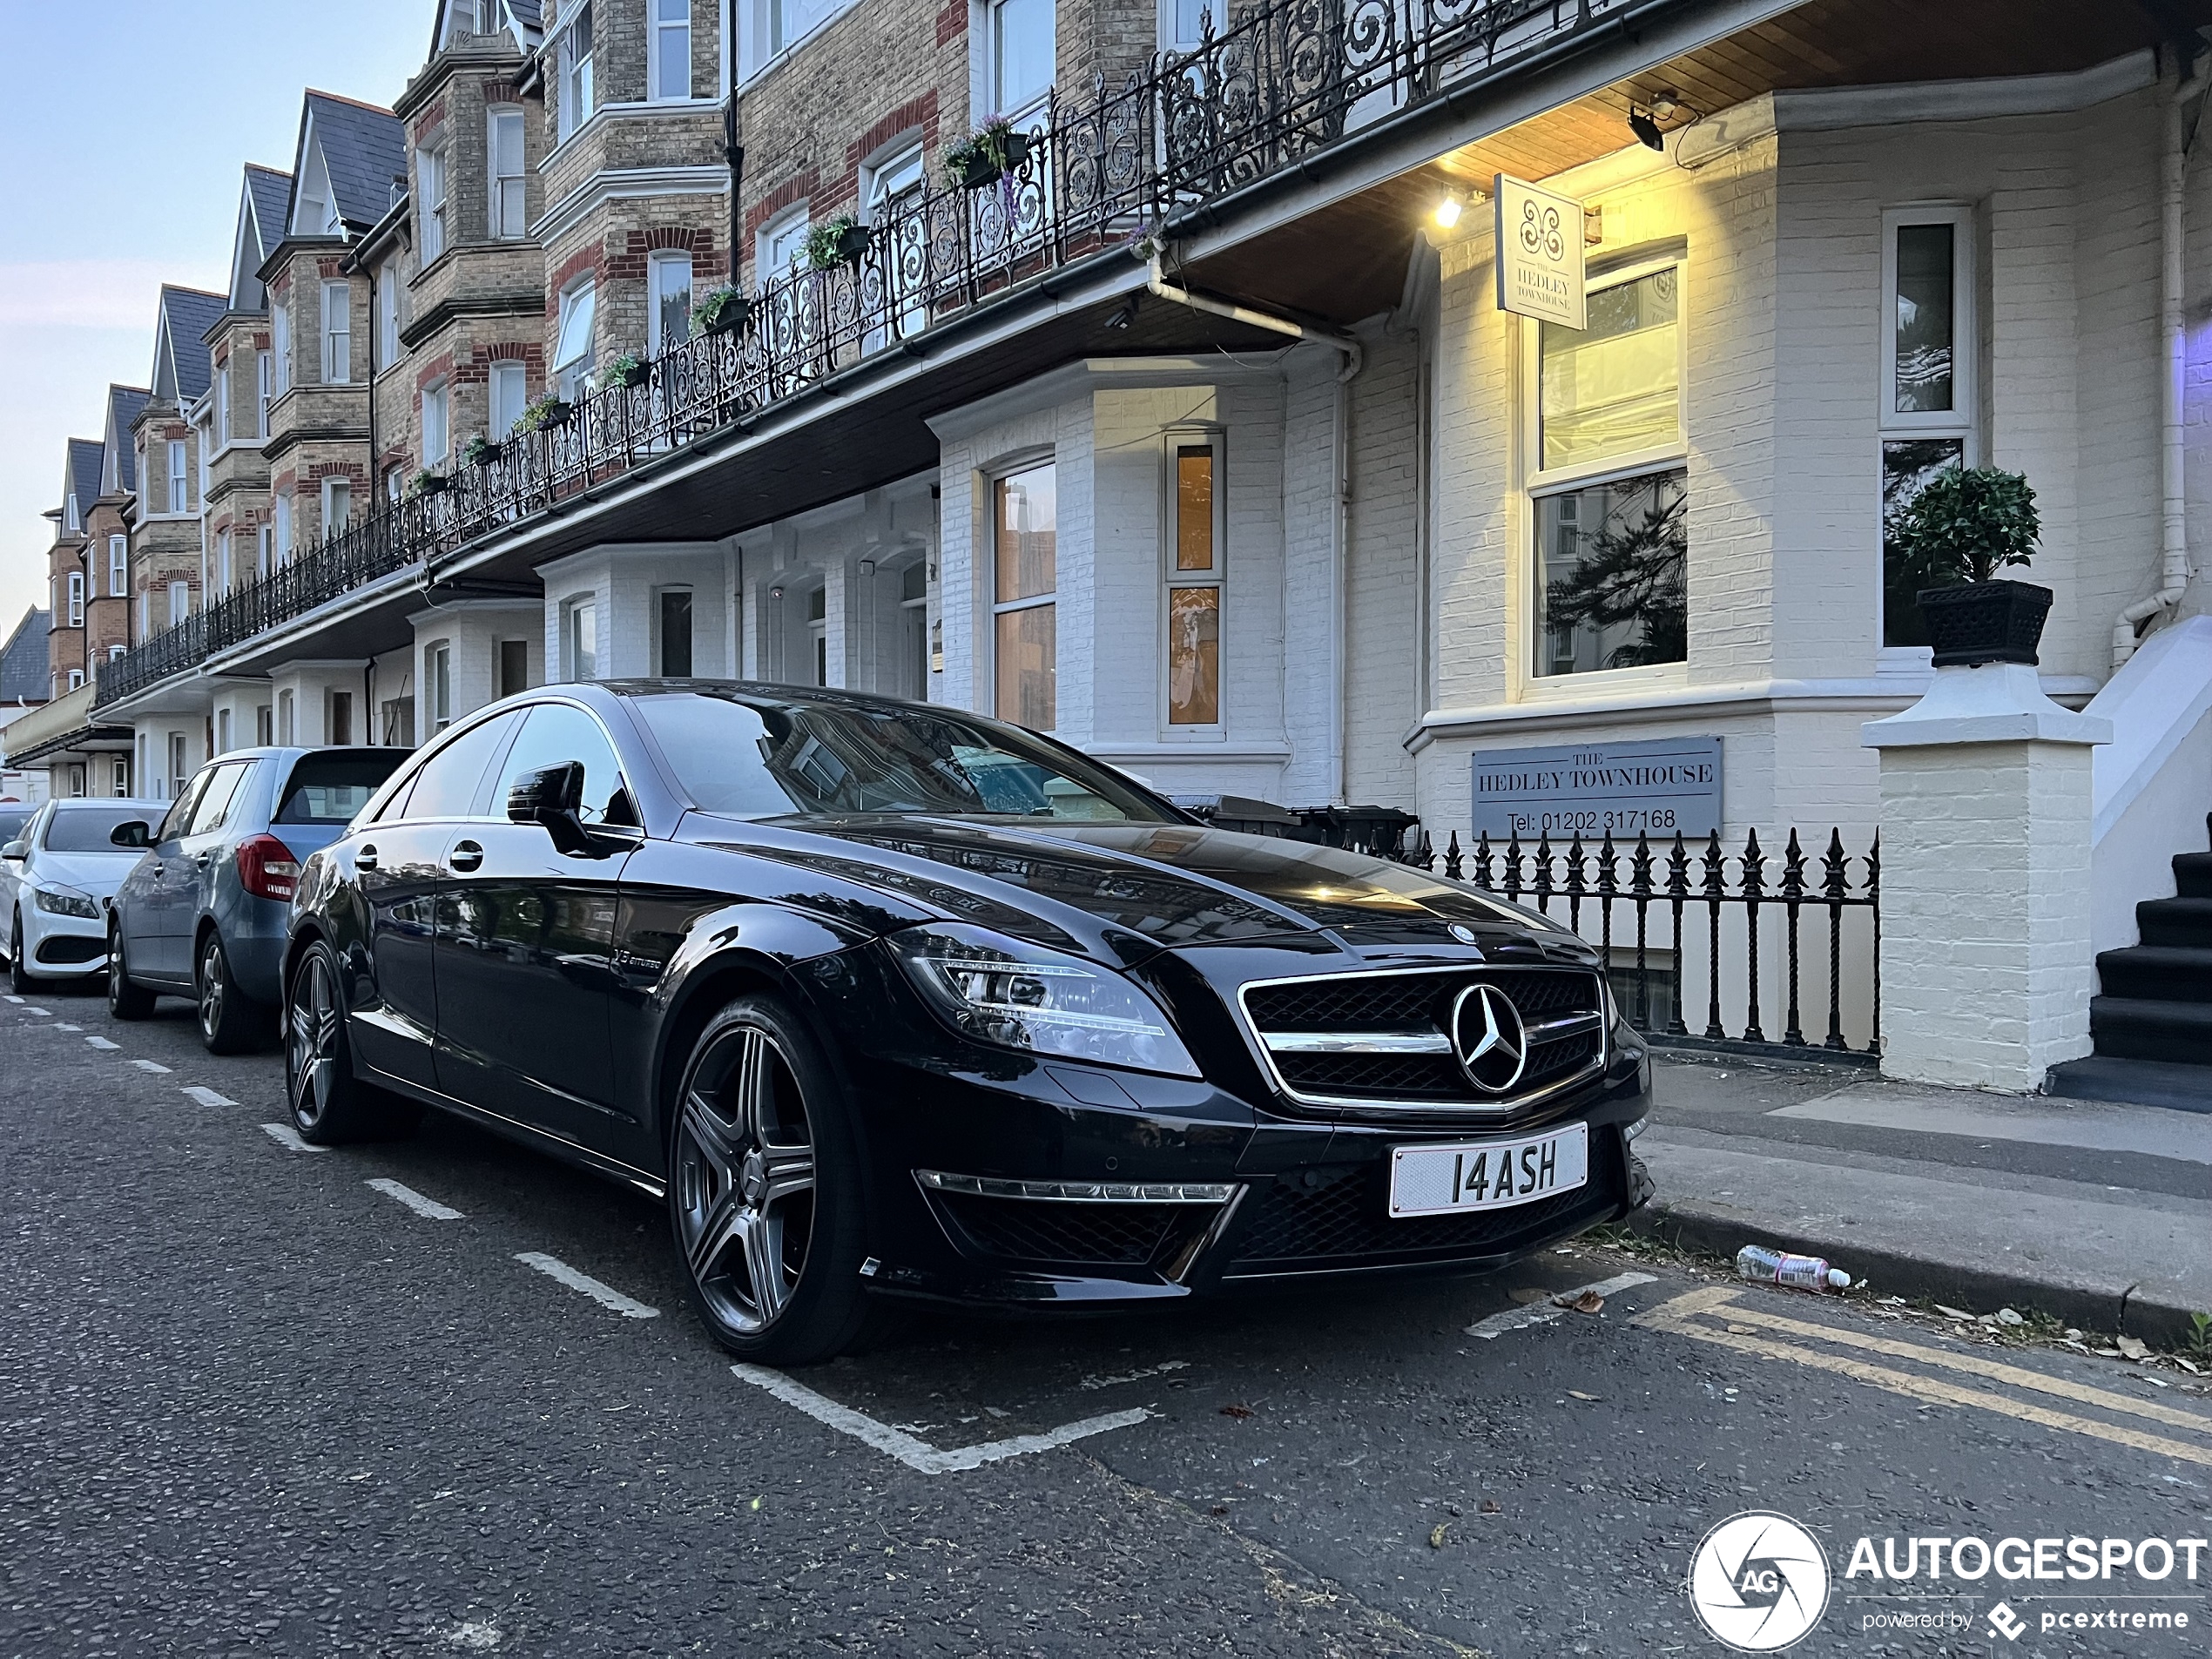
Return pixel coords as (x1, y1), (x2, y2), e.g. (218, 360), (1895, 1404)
(3, 981), (2209, 1658)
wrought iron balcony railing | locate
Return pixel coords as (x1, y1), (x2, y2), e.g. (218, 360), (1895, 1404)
(97, 0), (1640, 709)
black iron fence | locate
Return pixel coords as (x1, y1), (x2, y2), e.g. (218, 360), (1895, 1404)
(1385, 826), (1883, 1059)
(97, 0), (1649, 711)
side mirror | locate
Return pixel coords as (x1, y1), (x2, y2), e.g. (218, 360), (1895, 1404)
(0, 841), (23, 861)
(506, 761), (595, 857)
(109, 820), (152, 849)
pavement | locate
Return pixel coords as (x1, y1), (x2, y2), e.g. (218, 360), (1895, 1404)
(3, 982), (2212, 1656)
(1633, 1052), (2212, 1345)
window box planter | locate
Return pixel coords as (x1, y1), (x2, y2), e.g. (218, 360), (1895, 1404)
(602, 355), (648, 390)
(693, 287), (751, 335)
(463, 436), (501, 469)
(517, 395), (573, 434)
(1916, 580), (2054, 667)
(412, 470), (450, 496)
(944, 122), (1033, 191)
(806, 216), (871, 271)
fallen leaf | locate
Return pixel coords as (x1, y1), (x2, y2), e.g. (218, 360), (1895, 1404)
(2175, 1357), (2202, 1375)
(1429, 1523), (1449, 1549)
(2116, 1337), (2150, 1361)
(1555, 1290), (1605, 1314)
(1219, 1403), (1255, 1420)
(1479, 1499), (1502, 1514)
(1567, 1390), (1601, 1401)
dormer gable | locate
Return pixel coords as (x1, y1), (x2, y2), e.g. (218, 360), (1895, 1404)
(100, 388), (151, 498)
(435, 0), (529, 51)
(284, 92), (407, 242)
(151, 287), (225, 407)
(61, 440), (101, 536)
(292, 111), (346, 238)
(230, 165), (293, 311)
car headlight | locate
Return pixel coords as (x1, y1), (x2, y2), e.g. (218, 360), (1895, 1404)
(890, 923), (1199, 1077)
(31, 885), (102, 920)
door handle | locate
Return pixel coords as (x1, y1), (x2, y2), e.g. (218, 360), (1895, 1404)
(356, 845), (379, 872)
(193, 852), (215, 869)
(448, 840), (484, 873)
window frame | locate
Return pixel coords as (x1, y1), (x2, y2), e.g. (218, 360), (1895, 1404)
(421, 379), (450, 467)
(987, 0), (1055, 125)
(272, 302), (293, 395)
(255, 351), (273, 436)
(987, 454), (1058, 731)
(553, 280), (597, 402)
(166, 439), (188, 512)
(1160, 428), (1225, 732)
(755, 206), (809, 284)
(1879, 204), (1975, 437)
(563, 596), (598, 682)
(322, 475), (353, 535)
(556, 3), (595, 142)
(650, 0), (694, 101)
(107, 536), (127, 598)
(646, 251), (695, 357)
(487, 109), (527, 239)
(428, 640), (454, 733)
(168, 581), (190, 628)
(320, 279), (352, 384)
(419, 145), (450, 264)
(1517, 253), (1691, 692)
(66, 570), (84, 628)
(489, 360), (528, 438)
(377, 265), (401, 365)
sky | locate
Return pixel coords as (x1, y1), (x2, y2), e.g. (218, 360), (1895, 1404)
(0, 2), (435, 632)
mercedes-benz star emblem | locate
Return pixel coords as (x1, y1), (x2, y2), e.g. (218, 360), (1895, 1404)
(1449, 982), (1528, 1094)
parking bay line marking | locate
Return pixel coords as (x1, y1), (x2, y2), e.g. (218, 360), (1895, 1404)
(514, 1252), (658, 1319)
(53, 1022), (80, 1031)
(260, 1122), (328, 1154)
(1466, 1271), (1658, 1339)
(84, 1035), (118, 1050)
(22, 1006), (50, 1016)
(368, 1178), (464, 1222)
(181, 1085), (238, 1108)
(1637, 1286), (2212, 1468)
(732, 1364), (1151, 1474)
(132, 1060), (171, 1074)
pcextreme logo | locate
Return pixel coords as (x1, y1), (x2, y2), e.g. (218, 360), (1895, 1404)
(1687, 1511), (1832, 1652)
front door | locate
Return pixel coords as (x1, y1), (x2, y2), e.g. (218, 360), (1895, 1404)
(432, 701), (635, 1156)
(141, 765), (246, 981)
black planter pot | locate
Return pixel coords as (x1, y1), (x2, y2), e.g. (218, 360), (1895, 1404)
(609, 362), (648, 389)
(833, 222), (872, 264)
(1916, 579), (2054, 667)
(949, 149), (1001, 190)
(698, 295), (751, 335)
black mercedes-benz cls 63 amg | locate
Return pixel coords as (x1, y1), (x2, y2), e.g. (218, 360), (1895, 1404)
(284, 681), (1653, 1361)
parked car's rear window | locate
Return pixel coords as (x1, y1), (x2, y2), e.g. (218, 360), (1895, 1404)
(43, 806), (156, 853)
(0, 809), (32, 846)
(275, 752), (409, 825)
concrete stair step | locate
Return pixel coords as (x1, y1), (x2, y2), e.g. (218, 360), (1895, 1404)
(2094, 944), (2212, 1002)
(2045, 1053), (2212, 1113)
(2089, 995), (2212, 1066)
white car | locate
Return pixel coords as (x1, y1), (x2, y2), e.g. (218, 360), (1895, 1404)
(3, 799), (164, 992)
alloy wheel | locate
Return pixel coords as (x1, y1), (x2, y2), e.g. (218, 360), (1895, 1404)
(199, 939), (225, 1042)
(288, 951), (341, 1130)
(673, 1023), (818, 1334)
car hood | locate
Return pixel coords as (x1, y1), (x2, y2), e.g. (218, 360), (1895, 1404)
(29, 850), (142, 899)
(706, 814), (1588, 959)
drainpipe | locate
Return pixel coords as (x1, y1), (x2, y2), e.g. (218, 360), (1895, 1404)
(1145, 259), (1363, 799)
(2114, 51), (2209, 669)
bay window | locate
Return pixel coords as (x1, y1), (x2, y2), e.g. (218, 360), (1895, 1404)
(321, 279), (351, 382)
(489, 111), (526, 239)
(169, 439), (188, 511)
(1879, 206), (1975, 648)
(992, 460), (1056, 729)
(650, 0), (692, 101)
(1165, 437), (1222, 725)
(420, 145), (449, 263)
(1527, 262), (1688, 678)
(556, 3), (594, 141)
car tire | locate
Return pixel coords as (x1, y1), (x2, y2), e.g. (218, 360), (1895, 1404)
(196, 932), (266, 1054)
(285, 939), (421, 1144)
(9, 912), (30, 995)
(107, 926), (156, 1021)
(667, 995), (881, 1366)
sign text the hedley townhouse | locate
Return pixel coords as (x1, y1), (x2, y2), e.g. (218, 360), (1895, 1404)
(1493, 172), (1587, 329)
(1469, 736), (1723, 840)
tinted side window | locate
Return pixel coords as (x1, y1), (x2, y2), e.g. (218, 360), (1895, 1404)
(276, 752), (408, 825)
(157, 772), (211, 844)
(186, 763), (253, 837)
(397, 713), (519, 821)
(0, 810), (31, 846)
(493, 704), (632, 827)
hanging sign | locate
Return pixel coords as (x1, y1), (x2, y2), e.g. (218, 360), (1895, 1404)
(1494, 173), (1587, 329)
(1469, 735), (1722, 841)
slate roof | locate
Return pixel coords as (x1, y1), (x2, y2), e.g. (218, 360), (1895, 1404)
(246, 165), (293, 239)
(0, 610), (50, 705)
(157, 287), (226, 404)
(106, 388), (151, 493)
(65, 440), (103, 527)
(508, 1), (543, 29)
(301, 92), (408, 232)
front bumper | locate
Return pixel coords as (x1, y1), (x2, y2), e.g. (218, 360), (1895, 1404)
(19, 904), (109, 977)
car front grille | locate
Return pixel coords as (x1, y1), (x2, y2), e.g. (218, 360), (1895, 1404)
(1238, 967), (1607, 1116)
(35, 934), (106, 966)
(1222, 1155), (1619, 1277)
(931, 1190), (1188, 1267)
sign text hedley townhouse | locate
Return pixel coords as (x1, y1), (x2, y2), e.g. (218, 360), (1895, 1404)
(1470, 735), (1723, 840)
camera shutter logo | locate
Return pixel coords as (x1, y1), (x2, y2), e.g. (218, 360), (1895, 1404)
(1450, 982), (1527, 1094)
(1687, 1512), (1831, 1652)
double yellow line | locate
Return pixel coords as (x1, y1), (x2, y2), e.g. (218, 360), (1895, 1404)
(1635, 1285), (2212, 1467)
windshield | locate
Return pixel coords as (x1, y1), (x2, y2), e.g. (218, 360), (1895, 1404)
(631, 691), (1175, 823)
(276, 752), (408, 825)
(0, 809), (32, 846)
(43, 806), (156, 853)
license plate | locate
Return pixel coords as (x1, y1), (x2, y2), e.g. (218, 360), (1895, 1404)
(1387, 1124), (1588, 1218)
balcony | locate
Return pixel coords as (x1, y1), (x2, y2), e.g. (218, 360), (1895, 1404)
(94, 0), (1677, 711)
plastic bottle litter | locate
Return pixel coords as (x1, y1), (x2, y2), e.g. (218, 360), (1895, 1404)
(1736, 1244), (1851, 1292)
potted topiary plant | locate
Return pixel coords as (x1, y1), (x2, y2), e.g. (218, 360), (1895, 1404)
(412, 469), (449, 496)
(692, 285), (750, 334)
(805, 215), (871, 271)
(943, 118), (1033, 190)
(463, 435), (501, 469)
(1888, 465), (2048, 666)
(601, 354), (648, 390)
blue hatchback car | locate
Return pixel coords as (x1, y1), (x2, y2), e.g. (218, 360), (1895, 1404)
(109, 746), (407, 1049)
